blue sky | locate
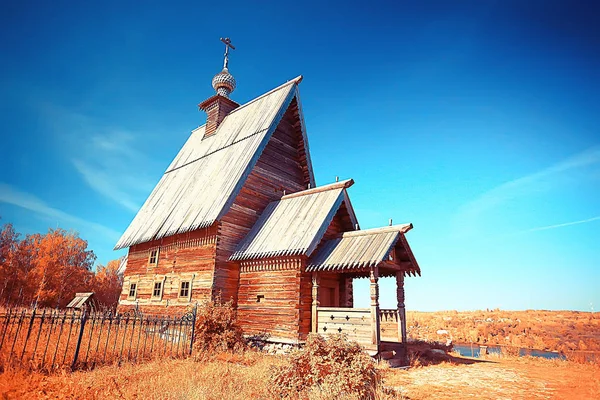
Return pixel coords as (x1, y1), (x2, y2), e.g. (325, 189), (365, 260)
(1, 1), (598, 311)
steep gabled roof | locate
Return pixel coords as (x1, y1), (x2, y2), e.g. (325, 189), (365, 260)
(229, 179), (358, 261)
(306, 224), (421, 275)
(115, 77), (314, 250)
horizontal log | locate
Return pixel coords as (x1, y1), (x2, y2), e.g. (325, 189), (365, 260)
(316, 307), (370, 313)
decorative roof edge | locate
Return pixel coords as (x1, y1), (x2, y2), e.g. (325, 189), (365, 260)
(340, 223), (413, 238)
(281, 179), (354, 200)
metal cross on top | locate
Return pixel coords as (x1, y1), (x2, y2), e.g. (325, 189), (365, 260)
(220, 37), (235, 69)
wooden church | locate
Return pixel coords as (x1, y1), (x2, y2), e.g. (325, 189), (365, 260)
(115, 39), (421, 353)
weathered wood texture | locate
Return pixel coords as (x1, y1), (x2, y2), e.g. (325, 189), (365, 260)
(307, 224), (415, 275)
(214, 99), (310, 304)
(118, 226), (218, 312)
(115, 79), (307, 250)
(379, 309), (400, 342)
(199, 95), (240, 137)
(237, 257), (306, 342)
(316, 308), (372, 345)
(370, 268), (381, 346)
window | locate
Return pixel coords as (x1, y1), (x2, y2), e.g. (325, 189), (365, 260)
(179, 281), (191, 298)
(128, 283), (137, 299)
(256, 294), (265, 303)
(152, 281), (163, 298)
(148, 249), (159, 266)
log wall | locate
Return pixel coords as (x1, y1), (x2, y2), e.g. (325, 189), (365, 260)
(237, 257), (305, 342)
(118, 226), (218, 313)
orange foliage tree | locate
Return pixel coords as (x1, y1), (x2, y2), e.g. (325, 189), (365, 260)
(0, 221), (97, 308)
(0, 223), (20, 302)
(93, 259), (123, 309)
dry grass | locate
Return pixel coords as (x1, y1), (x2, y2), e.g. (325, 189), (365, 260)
(271, 334), (383, 399)
(385, 355), (600, 400)
(0, 309), (190, 372)
(0, 351), (400, 400)
(1, 351), (598, 399)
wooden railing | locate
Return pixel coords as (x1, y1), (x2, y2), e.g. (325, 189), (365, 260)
(315, 307), (404, 348)
(316, 307), (371, 345)
(379, 309), (400, 342)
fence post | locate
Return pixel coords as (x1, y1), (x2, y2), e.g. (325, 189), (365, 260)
(189, 303), (198, 356)
(20, 308), (37, 361)
(71, 309), (88, 371)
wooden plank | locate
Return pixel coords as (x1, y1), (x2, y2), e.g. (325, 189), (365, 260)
(317, 307), (370, 313)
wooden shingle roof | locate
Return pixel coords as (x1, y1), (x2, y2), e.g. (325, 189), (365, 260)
(66, 292), (94, 309)
(229, 179), (358, 261)
(306, 224), (420, 274)
(115, 77), (314, 249)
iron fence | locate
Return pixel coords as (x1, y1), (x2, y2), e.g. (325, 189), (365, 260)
(0, 307), (196, 372)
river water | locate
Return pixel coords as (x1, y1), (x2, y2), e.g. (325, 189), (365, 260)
(452, 343), (565, 360)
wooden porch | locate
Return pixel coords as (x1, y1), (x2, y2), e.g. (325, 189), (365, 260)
(311, 270), (409, 354)
(306, 224), (421, 355)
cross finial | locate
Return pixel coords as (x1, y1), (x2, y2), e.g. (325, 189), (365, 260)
(220, 37), (235, 69)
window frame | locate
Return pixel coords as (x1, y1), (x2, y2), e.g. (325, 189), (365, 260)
(178, 280), (191, 300)
(151, 280), (164, 300)
(128, 282), (138, 300)
(148, 248), (160, 267)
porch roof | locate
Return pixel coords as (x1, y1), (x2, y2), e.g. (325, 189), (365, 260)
(229, 179), (359, 261)
(306, 224), (421, 276)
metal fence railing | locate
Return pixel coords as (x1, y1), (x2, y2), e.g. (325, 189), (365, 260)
(0, 307), (196, 372)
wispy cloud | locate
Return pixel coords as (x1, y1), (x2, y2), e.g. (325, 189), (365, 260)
(524, 216), (600, 233)
(71, 159), (140, 212)
(455, 146), (600, 236)
(39, 104), (158, 212)
(0, 183), (121, 241)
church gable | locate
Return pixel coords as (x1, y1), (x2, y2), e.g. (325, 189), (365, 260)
(115, 77), (306, 250)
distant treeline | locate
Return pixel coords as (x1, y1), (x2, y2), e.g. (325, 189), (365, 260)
(407, 310), (600, 354)
(0, 220), (121, 309)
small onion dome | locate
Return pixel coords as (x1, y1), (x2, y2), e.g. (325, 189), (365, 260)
(212, 67), (236, 98)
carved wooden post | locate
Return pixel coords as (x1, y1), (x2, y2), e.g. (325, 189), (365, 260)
(396, 271), (407, 347)
(370, 268), (381, 347)
(343, 277), (353, 307)
(311, 272), (320, 333)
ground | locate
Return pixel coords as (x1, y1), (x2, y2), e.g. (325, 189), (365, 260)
(384, 355), (600, 399)
(0, 353), (598, 399)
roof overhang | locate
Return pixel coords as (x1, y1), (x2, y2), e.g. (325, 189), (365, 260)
(229, 179), (358, 261)
(306, 223), (420, 277)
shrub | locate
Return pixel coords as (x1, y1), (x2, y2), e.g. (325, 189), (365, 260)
(270, 334), (381, 399)
(192, 298), (246, 357)
(501, 345), (520, 357)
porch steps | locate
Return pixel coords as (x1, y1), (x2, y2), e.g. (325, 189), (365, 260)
(379, 341), (408, 368)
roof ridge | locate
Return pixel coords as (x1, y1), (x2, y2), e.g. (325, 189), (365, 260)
(340, 223), (413, 238)
(281, 179), (354, 200)
(223, 76), (303, 117)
